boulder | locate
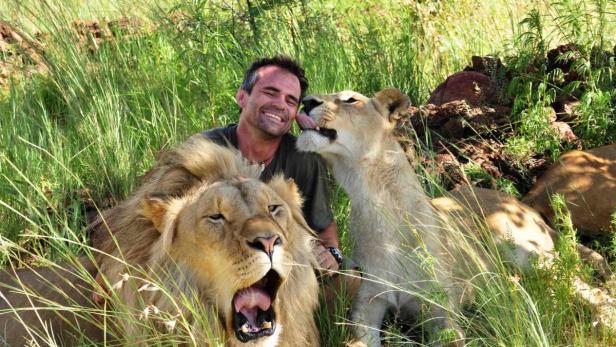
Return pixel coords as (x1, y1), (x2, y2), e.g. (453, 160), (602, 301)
(522, 144), (616, 236)
(427, 71), (496, 106)
(554, 99), (581, 122)
(550, 121), (580, 145)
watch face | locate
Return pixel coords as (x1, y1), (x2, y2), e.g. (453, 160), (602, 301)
(328, 247), (344, 265)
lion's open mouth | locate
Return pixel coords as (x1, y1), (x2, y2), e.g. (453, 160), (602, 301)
(232, 270), (282, 343)
(297, 111), (337, 142)
(315, 127), (337, 142)
(301, 127), (338, 142)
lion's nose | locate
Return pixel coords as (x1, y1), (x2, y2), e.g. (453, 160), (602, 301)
(302, 97), (323, 114)
(248, 235), (282, 258)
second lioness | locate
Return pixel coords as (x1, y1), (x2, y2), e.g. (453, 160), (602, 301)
(296, 88), (616, 346)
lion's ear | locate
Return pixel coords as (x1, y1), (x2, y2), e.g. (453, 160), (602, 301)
(142, 195), (170, 233)
(268, 175), (304, 210)
(374, 88), (410, 124)
(268, 176), (316, 236)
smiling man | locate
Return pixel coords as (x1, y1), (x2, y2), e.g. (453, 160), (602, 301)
(201, 56), (343, 273)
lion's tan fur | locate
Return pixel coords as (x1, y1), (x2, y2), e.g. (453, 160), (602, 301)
(0, 259), (105, 346)
(88, 137), (320, 346)
(297, 88), (616, 346)
(522, 144), (616, 235)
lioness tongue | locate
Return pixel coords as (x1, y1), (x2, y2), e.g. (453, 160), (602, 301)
(296, 111), (317, 130)
(234, 287), (271, 326)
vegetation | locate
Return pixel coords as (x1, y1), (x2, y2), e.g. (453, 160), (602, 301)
(0, 0), (614, 345)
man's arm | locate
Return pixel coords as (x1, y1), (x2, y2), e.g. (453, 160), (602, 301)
(318, 221), (339, 248)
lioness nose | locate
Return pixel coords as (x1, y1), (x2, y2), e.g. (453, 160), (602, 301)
(302, 97), (323, 114)
(248, 235), (282, 257)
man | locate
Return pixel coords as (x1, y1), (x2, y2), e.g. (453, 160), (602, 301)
(201, 56), (342, 272)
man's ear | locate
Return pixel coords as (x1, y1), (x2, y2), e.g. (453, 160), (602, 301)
(142, 195), (169, 233)
(236, 88), (248, 109)
(374, 88), (410, 124)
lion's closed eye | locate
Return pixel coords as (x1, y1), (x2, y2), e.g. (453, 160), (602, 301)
(206, 213), (225, 224)
(268, 204), (284, 218)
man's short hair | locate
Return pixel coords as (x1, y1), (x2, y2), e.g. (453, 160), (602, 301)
(240, 56), (309, 100)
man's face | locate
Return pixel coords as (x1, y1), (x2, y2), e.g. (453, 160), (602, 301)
(236, 65), (301, 138)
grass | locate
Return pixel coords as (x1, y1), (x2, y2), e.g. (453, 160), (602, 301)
(0, 0), (615, 345)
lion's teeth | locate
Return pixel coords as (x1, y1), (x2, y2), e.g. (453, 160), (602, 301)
(240, 324), (250, 333)
(261, 321), (272, 329)
(316, 126), (320, 131)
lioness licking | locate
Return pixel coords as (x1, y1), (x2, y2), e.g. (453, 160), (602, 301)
(296, 88), (616, 346)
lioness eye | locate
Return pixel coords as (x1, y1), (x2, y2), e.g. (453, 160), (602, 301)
(207, 213), (225, 223)
(344, 97), (359, 104)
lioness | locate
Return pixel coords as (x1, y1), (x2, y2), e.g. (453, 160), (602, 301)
(522, 143), (616, 236)
(296, 88), (616, 346)
(1, 139), (320, 346)
(0, 260), (105, 346)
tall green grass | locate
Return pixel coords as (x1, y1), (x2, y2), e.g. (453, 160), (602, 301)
(0, 0), (615, 345)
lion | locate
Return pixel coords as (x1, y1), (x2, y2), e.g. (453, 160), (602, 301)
(522, 143), (616, 236)
(296, 88), (616, 346)
(0, 259), (106, 346)
(1, 138), (320, 346)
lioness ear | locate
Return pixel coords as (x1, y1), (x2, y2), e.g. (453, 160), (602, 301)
(374, 88), (410, 123)
(142, 195), (170, 233)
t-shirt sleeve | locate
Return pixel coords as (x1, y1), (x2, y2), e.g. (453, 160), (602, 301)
(293, 153), (334, 233)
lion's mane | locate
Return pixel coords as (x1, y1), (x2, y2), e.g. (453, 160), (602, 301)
(90, 137), (320, 346)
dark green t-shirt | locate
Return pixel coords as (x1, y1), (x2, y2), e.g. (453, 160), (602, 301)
(201, 125), (334, 233)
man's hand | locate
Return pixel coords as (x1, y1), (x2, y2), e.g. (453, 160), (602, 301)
(314, 243), (340, 273)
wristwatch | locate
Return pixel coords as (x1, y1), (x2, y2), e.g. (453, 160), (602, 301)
(327, 247), (344, 265)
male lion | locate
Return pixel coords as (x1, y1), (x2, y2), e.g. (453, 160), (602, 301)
(296, 88), (616, 346)
(2, 139), (320, 346)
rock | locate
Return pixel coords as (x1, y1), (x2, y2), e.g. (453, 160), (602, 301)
(0, 21), (16, 43)
(544, 107), (557, 123)
(554, 99), (581, 122)
(0, 39), (10, 54)
(522, 144), (616, 236)
(547, 43), (582, 72)
(441, 118), (465, 139)
(550, 121), (580, 145)
(427, 71), (496, 106)
(403, 101), (510, 141)
(466, 56), (505, 76)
